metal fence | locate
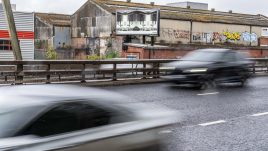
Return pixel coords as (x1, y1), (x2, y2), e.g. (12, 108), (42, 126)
(0, 58), (266, 84)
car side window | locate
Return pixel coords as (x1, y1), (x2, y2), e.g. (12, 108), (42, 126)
(19, 102), (112, 137)
(222, 52), (237, 62)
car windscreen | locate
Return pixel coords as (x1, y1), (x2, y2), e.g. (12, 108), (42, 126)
(181, 51), (224, 62)
(0, 107), (43, 138)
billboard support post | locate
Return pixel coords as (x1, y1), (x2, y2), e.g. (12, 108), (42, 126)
(143, 35), (146, 44)
(151, 36), (154, 46)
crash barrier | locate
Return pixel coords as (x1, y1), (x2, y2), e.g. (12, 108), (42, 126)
(0, 58), (265, 84)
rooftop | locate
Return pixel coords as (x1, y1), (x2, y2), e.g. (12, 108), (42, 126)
(89, 0), (268, 27)
(35, 13), (71, 26)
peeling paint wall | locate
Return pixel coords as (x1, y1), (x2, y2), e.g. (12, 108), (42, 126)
(72, 1), (116, 56)
(72, 1), (112, 38)
(35, 17), (53, 51)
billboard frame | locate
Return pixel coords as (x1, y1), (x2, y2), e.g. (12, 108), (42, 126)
(115, 9), (160, 37)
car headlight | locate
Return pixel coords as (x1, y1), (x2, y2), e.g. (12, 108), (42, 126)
(184, 68), (208, 73)
(160, 67), (176, 70)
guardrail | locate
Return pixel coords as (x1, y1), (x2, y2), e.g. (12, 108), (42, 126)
(0, 58), (266, 85)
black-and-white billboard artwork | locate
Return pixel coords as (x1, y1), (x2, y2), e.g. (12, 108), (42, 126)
(116, 9), (160, 36)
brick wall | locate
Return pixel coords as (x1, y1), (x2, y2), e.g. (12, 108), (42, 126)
(122, 44), (268, 59)
(259, 37), (268, 46)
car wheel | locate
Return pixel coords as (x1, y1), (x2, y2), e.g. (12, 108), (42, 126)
(197, 80), (216, 90)
(239, 78), (248, 87)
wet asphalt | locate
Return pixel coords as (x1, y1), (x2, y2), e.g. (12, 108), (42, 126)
(102, 76), (268, 151)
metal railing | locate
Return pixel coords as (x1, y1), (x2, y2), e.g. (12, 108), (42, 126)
(0, 58), (266, 84)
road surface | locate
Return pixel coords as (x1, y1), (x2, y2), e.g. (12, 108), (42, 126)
(102, 76), (268, 151)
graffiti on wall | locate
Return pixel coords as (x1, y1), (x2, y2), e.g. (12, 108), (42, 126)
(223, 31), (241, 41)
(160, 28), (259, 44)
(161, 28), (190, 40)
(192, 32), (202, 41)
(192, 32), (223, 43)
(192, 31), (258, 43)
(241, 32), (258, 42)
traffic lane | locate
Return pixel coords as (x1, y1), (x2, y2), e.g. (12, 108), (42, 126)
(166, 113), (268, 151)
(102, 76), (268, 126)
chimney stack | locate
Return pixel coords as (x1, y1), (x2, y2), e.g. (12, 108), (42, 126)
(127, 0), (131, 3)
(150, 2), (155, 6)
(211, 8), (215, 12)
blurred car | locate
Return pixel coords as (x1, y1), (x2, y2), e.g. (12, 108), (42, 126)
(0, 85), (178, 151)
(162, 49), (252, 89)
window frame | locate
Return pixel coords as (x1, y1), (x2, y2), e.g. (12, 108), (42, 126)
(221, 52), (237, 62)
(16, 100), (116, 138)
(0, 39), (13, 51)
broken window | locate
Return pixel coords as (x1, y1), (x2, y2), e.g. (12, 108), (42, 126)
(0, 40), (12, 51)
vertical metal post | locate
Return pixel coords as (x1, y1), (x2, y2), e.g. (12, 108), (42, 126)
(1, 0), (22, 60)
(46, 64), (51, 84)
(81, 64), (86, 83)
(153, 62), (157, 78)
(156, 63), (160, 78)
(253, 62), (256, 74)
(143, 35), (146, 44)
(190, 20), (193, 44)
(15, 63), (23, 85)
(112, 63), (117, 81)
(151, 36), (155, 46)
(143, 63), (147, 79)
(250, 25), (252, 46)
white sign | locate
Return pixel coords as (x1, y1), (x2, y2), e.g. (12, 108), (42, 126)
(116, 9), (160, 36)
(261, 28), (268, 37)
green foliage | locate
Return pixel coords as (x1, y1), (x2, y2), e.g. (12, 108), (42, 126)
(105, 50), (120, 59)
(87, 55), (102, 60)
(46, 47), (57, 60)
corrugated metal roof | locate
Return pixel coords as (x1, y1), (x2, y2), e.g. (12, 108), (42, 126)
(92, 0), (268, 27)
(35, 13), (71, 27)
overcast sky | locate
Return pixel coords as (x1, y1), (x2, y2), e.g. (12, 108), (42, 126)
(9, 0), (268, 16)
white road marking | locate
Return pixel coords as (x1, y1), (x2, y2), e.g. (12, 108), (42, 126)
(197, 92), (219, 96)
(159, 130), (173, 134)
(199, 120), (226, 126)
(251, 112), (268, 117)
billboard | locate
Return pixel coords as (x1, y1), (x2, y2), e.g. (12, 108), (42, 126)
(116, 9), (160, 36)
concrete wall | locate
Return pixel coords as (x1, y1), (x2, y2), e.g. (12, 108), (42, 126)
(123, 45), (268, 59)
(35, 17), (53, 51)
(157, 19), (191, 44)
(156, 19), (267, 47)
(192, 22), (256, 46)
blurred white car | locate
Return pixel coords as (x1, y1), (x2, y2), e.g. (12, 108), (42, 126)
(0, 85), (179, 151)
